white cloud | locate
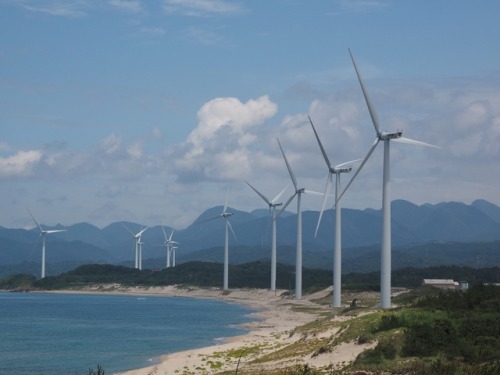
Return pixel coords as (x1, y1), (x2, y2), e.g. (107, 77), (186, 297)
(99, 133), (122, 155)
(19, 1), (90, 17)
(126, 140), (143, 160)
(175, 95), (278, 182)
(162, 0), (243, 16)
(0, 150), (42, 177)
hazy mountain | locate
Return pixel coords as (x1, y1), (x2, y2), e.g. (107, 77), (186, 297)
(1, 199), (500, 276)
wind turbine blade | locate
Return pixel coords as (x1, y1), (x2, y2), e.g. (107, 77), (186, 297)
(335, 159), (362, 169)
(223, 187), (230, 214)
(338, 137), (380, 203)
(227, 219), (237, 241)
(169, 229), (174, 241)
(27, 209), (43, 233)
(46, 229), (67, 234)
(262, 206), (272, 246)
(277, 138), (298, 190)
(161, 225), (167, 240)
(309, 116), (332, 170)
(315, 173), (333, 237)
(271, 184), (289, 204)
(122, 224), (135, 237)
(276, 192), (297, 220)
(137, 227), (148, 237)
(349, 49), (382, 136)
(393, 136), (440, 149)
(303, 189), (324, 196)
(199, 215), (222, 224)
(245, 181), (271, 205)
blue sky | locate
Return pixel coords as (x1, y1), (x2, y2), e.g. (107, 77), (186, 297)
(1, 0), (500, 229)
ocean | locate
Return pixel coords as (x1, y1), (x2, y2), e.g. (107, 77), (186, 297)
(0, 291), (256, 375)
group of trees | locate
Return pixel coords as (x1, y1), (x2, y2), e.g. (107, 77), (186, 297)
(1, 261), (499, 293)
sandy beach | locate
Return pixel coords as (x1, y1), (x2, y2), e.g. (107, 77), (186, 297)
(60, 284), (376, 374)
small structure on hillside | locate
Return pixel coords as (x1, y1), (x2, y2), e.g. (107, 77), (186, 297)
(422, 279), (460, 290)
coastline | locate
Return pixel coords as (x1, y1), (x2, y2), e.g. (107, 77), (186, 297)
(53, 284), (376, 374)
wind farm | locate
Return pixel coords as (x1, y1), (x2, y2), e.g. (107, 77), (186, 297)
(3, 2), (500, 374)
(12, 50), (445, 307)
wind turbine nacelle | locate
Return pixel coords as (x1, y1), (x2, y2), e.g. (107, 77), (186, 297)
(381, 131), (403, 140)
(335, 167), (352, 173)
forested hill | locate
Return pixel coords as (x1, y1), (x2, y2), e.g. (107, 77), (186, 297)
(1, 262), (499, 292)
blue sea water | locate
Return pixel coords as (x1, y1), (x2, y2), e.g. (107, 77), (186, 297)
(0, 291), (256, 375)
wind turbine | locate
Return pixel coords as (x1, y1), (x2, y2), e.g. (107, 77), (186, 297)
(309, 116), (359, 307)
(245, 181), (287, 292)
(202, 189), (236, 290)
(27, 209), (67, 279)
(162, 226), (179, 268)
(276, 138), (321, 300)
(338, 49), (439, 308)
(123, 225), (148, 270)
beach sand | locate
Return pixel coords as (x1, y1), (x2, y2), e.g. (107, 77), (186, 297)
(63, 284), (376, 374)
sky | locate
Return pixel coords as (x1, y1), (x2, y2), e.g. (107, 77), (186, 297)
(1, 0), (500, 230)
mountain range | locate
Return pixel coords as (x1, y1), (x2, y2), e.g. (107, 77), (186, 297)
(1, 199), (499, 277)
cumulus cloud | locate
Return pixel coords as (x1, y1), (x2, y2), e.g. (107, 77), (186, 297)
(174, 96), (278, 182)
(0, 150), (42, 177)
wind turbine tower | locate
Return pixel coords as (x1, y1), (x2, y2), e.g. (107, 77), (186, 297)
(277, 139), (321, 300)
(28, 209), (67, 279)
(339, 49), (439, 308)
(162, 227), (179, 268)
(202, 190), (236, 290)
(309, 116), (359, 307)
(137, 237), (144, 270)
(246, 181), (287, 292)
(123, 225), (148, 270)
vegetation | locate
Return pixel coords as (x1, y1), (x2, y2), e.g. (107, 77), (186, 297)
(88, 364), (104, 375)
(347, 284), (500, 374)
(1, 261), (499, 293)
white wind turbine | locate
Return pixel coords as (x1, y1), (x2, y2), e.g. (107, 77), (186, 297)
(203, 189), (236, 290)
(277, 138), (321, 300)
(245, 181), (287, 292)
(309, 116), (360, 307)
(338, 49), (439, 308)
(123, 225), (148, 270)
(162, 226), (179, 268)
(28, 209), (67, 279)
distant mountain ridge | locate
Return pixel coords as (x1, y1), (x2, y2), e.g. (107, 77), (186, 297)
(1, 199), (499, 276)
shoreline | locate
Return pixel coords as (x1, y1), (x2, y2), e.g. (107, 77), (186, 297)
(50, 285), (376, 374)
